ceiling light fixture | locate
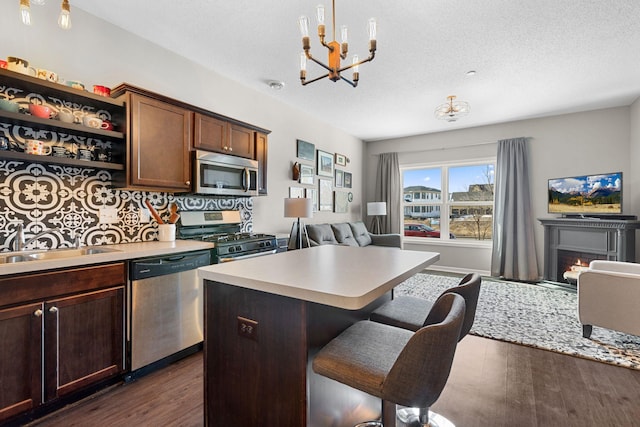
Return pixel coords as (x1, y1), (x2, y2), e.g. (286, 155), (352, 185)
(298, 0), (376, 88)
(268, 80), (285, 90)
(434, 96), (470, 122)
(19, 0), (71, 29)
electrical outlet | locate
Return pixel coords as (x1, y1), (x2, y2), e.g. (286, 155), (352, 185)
(237, 316), (258, 341)
(140, 207), (150, 223)
(98, 207), (119, 224)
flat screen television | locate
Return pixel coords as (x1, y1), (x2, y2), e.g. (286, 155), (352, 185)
(548, 172), (622, 216)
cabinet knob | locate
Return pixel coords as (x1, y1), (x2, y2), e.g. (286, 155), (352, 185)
(34, 309), (43, 317)
(49, 306), (58, 313)
(185, 180), (191, 186)
(223, 146), (228, 151)
(229, 147), (233, 152)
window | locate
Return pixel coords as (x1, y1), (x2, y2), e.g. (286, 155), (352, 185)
(402, 161), (495, 241)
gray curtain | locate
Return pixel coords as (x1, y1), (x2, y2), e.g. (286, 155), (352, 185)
(374, 152), (402, 234)
(491, 138), (539, 281)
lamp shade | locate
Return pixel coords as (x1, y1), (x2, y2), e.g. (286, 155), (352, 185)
(367, 202), (387, 216)
(284, 198), (313, 218)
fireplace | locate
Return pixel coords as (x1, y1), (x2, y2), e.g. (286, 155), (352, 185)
(539, 217), (640, 284)
(556, 250), (601, 284)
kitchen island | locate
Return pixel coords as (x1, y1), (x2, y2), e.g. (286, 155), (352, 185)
(198, 245), (439, 426)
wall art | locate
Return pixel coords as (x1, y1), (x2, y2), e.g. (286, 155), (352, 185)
(296, 139), (315, 161)
(317, 150), (334, 177)
(335, 169), (344, 188)
(299, 163), (314, 185)
(344, 171), (352, 188)
(318, 178), (333, 211)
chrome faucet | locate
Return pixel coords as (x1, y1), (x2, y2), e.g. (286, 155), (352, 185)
(13, 223), (60, 251)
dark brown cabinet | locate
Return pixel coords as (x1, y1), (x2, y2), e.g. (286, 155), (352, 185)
(114, 87), (192, 192)
(0, 263), (125, 424)
(193, 113), (255, 159)
(255, 132), (268, 195)
(44, 287), (124, 401)
(0, 302), (42, 422)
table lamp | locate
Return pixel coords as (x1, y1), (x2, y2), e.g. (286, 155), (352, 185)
(367, 202), (387, 234)
(284, 198), (313, 249)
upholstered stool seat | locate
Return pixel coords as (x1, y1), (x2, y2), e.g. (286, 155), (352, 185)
(313, 293), (465, 427)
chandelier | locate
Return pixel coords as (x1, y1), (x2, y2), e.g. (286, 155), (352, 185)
(434, 96), (470, 122)
(298, 0), (376, 88)
(20, 0), (72, 30)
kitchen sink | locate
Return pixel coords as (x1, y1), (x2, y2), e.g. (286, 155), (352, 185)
(0, 247), (122, 263)
(26, 247), (122, 260)
(0, 254), (34, 263)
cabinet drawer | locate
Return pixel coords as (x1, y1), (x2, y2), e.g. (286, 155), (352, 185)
(0, 263), (126, 308)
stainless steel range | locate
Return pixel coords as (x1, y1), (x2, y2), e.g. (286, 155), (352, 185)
(177, 210), (278, 263)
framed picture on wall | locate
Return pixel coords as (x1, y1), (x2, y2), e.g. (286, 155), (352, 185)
(335, 169), (344, 188)
(334, 191), (349, 213)
(299, 164), (314, 185)
(289, 186), (305, 198)
(335, 153), (347, 166)
(344, 172), (352, 188)
(297, 139), (315, 161)
(306, 188), (318, 212)
(319, 178), (333, 211)
(317, 150), (334, 177)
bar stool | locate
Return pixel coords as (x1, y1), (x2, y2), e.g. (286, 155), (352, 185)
(370, 273), (481, 337)
(313, 293), (465, 427)
(369, 273), (480, 424)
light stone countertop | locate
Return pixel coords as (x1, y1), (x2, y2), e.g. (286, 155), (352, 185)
(198, 245), (439, 310)
(0, 240), (214, 276)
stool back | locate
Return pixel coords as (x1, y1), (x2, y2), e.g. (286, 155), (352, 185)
(423, 272), (481, 340)
(382, 293), (465, 409)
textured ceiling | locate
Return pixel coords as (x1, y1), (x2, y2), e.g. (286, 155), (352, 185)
(72, 0), (640, 141)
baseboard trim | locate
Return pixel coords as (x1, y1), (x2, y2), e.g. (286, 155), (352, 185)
(424, 266), (491, 277)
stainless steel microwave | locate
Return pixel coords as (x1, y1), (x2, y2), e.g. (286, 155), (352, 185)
(193, 150), (259, 196)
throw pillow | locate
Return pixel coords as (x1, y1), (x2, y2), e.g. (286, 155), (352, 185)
(349, 222), (372, 246)
(306, 224), (338, 245)
(331, 223), (358, 246)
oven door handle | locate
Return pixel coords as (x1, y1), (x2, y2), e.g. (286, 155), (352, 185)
(219, 249), (278, 263)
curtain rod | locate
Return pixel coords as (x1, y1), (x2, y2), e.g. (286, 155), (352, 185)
(371, 137), (531, 155)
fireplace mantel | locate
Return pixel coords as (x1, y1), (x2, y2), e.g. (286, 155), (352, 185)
(539, 217), (640, 282)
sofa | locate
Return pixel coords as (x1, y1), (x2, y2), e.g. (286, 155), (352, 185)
(303, 221), (402, 249)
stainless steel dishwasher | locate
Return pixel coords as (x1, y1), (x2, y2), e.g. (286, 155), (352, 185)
(128, 250), (211, 374)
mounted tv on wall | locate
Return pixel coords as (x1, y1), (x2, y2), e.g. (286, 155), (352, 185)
(548, 172), (622, 216)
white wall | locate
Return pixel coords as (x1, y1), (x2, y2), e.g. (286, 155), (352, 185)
(0, 2), (364, 235)
(366, 107), (633, 275)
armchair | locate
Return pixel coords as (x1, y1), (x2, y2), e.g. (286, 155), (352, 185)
(577, 260), (640, 338)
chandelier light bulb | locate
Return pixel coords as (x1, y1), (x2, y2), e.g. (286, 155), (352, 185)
(298, 16), (310, 38)
(340, 25), (348, 44)
(300, 52), (307, 72)
(368, 18), (377, 41)
(20, 0), (32, 26)
(58, 0), (71, 29)
(316, 5), (325, 25)
(31, 0), (45, 4)
(352, 55), (359, 73)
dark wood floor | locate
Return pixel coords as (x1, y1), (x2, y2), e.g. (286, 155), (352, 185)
(29, 335), (640, 427)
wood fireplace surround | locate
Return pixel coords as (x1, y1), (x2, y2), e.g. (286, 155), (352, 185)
(539, 217), (640, 283)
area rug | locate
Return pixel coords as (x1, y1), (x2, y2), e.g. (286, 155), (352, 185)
(394, 272), (640, 370)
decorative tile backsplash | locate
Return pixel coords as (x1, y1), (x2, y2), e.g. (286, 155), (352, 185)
(0, 160), (253, 252)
